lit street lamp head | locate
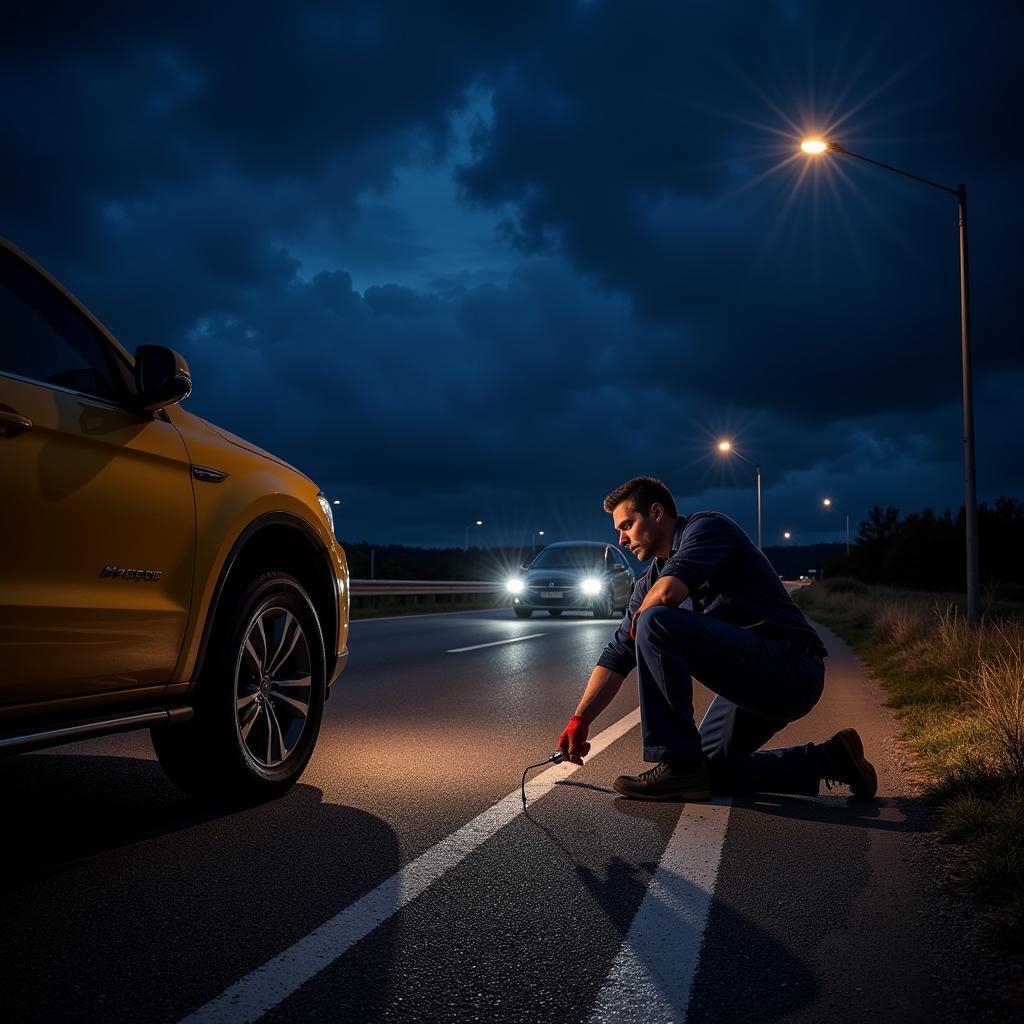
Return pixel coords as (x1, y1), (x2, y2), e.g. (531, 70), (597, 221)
(801, 138), (828, 155)
(717, 440), (732, 452)
(823, 498), (832, 507)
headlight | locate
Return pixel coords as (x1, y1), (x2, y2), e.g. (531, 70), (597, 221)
(317, 493), (335, 536)
(506, 578), (524, 594)
(582, 577), (602, 596)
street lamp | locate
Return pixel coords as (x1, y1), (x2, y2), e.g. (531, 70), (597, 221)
(465, 519), (483, 552)
(716, 440), (763, 549)
(801, 136), (979, 625)
(783, 531), (792, 542)
(822, 498), (850, 556)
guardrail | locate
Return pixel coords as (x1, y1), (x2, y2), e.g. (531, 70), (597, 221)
(349, 580), (504, 596)
(350, 579), (809, 596)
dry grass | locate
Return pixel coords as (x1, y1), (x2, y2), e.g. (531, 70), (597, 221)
(959, 623), (1024, 779)
(795, 579), (1024, 951)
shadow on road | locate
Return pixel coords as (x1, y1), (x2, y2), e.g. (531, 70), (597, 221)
(0, 752), (400, 1024)
(733, 792), (932, 833)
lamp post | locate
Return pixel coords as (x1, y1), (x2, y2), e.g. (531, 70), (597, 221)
(717, 440), (763, 549)
(534, 529), (545, 555)
(465, 519), (483, 552)
(801, 137), (979, 625)
(822, 497), (850, 556)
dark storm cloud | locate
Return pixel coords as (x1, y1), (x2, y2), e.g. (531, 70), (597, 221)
(3, 1), (1021, 546)
(2, 1), (551, 264)
(456, 1), (1024, 414)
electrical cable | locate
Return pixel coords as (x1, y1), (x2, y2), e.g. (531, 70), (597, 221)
(520, 750), (566, 806)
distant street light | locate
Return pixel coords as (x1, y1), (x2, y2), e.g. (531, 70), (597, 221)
(801, 136), (979, 625)
(822, 498), (850, 556)
(717, 439), (763, 549)
(783, 531), (792, 542)
(465, 519), (483, 552)
(533, 529), (545, 555)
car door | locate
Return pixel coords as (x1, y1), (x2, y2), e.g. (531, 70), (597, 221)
(0, 244), (195, 705)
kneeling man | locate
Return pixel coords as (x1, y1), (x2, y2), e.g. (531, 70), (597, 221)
(556, 476), (876, 800)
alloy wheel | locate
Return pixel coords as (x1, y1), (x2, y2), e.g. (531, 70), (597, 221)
(234, 605), (312, 768)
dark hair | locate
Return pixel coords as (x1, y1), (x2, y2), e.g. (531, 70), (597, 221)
(603, 476), (678, 518)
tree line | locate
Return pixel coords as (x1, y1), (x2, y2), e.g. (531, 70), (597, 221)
(821, 496), (1024, 599)
(339, 496), (1024, 599)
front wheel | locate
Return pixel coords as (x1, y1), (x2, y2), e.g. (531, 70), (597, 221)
(592, 592), (614, 618)
(153, 571), (326, 800)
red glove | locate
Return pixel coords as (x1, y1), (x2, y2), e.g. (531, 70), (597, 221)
(557, 715), (591, 764)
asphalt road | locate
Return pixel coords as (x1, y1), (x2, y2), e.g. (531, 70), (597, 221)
(0, 606), (996, 1023)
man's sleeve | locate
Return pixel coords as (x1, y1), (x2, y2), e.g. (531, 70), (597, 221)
(595, 571), (647, 675)
(660, 515), (739, 592)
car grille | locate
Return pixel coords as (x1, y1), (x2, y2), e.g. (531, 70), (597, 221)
(526, 580), (584, 606)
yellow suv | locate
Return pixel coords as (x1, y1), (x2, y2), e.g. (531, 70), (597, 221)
(0, 237), (349, 798)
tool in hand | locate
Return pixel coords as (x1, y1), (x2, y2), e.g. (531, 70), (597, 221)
(521, 751), (567, 806)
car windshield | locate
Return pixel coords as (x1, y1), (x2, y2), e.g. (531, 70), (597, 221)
(530, 546), (605, 570)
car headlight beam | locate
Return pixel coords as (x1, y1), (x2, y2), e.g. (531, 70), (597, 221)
(582, 577), (602, 596)
(506, 578), (524, 594)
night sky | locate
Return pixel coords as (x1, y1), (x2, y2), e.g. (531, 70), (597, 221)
(5, 2), (1022, 550)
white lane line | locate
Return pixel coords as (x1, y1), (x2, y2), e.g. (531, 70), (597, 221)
(178, 707), (642, 1024)
(588, 799), (732, 1024)
(446, 633), (546, 653)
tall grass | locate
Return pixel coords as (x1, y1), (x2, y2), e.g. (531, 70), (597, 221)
(796, 579), (1024, 950)
(960, 623), (1024, 780)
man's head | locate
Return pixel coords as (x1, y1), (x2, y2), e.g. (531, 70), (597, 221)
(603, 476), (678, 561)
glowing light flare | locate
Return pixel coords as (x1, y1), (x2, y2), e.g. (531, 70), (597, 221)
(823, 498), (833, 507)
(801, 138), (828, 155)
(506, 578), (524, 594)
(581, 578), (602, 596)
(717, 440), (732, 453)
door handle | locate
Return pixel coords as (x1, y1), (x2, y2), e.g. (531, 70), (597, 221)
(0, 409), (34, 437)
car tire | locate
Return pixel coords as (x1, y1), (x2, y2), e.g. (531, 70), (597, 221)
(152, 571), (326, 800)
(592, 593), (614, 618)
(547, 608), (563, 617)
(514, 605), (533, 618)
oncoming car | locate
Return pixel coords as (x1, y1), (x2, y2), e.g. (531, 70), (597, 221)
(507, 541), (636, 618)
(0, 237), (349, 799)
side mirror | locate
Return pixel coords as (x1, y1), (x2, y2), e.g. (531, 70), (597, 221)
(521, 562), (532, 571)
(134, 345), (192, 412)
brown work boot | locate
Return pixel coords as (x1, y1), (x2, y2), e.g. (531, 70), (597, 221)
(612, 761), (712, 801)
(819, 728), (877, 799)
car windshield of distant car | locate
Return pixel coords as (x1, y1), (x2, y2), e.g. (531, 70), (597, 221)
(530, 547), (604, 570)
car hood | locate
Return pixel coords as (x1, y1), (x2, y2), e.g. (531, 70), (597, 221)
(196, 417), (308, 478)
(523, 568), (607, 585)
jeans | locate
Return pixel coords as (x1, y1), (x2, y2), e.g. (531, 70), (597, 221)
(634, 605), (826, 796)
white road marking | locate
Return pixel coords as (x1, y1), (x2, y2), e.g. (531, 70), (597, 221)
(446, 633), (546, 653)
(177, 707), (642, 1024)
(588, 799), (732, 1024)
